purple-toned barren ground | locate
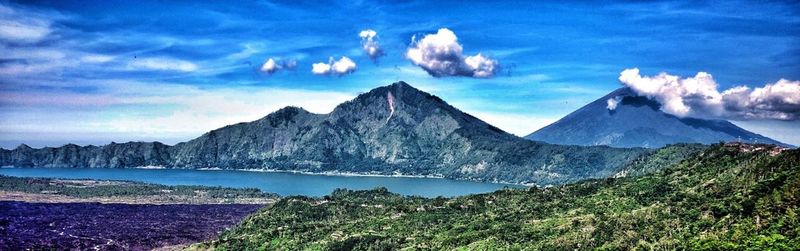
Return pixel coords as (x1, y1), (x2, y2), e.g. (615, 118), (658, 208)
(0, 201), (263, 250)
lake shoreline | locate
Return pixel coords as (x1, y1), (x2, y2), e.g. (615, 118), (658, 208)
(230, 168), (531, 187)
(2, 165), (531, 187)
(0, 167), (523, 197)
(0, 191), (275, 205)
(0, 175), (277, 205)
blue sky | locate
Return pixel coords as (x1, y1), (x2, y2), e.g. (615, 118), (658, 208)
(1, 0), (798, 148)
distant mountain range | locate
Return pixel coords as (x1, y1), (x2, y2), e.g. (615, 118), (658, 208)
(526, 87), (789, 148)
(0, 82), (651, 185)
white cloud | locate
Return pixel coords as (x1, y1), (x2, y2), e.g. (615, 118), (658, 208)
(606, 97), (620, 110)
(619, 68), (800, 120)
(128, 57), (198, 72)
(311, 56), (357, 76)
(260, 58), (279, 73)
(259, 57), (297, 74)
(721, 79), (800, 120)
(405, 28), (499, 78)
(464, 53), (498, 78)
(311, 62), (329, 75)
(618, 68), (722, 117)
(359, 29), (384, 60)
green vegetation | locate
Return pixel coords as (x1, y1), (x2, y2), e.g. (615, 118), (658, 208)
(0, 175), (277, 201)
(198, 143), (799, 250)
(614, 143), (708, 178)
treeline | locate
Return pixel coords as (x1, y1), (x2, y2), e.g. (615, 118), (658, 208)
(0, 175), (278, 200)
(197, 143), (799, 250)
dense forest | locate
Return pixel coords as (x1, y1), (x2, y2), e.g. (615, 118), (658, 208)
(195, 143), (799, 250)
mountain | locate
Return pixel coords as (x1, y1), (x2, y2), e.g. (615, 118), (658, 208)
(197, 143), (800, 250)
(525, 87), (789, 148)
(0, 82), (651, 185)
(0, 142), (173, 168)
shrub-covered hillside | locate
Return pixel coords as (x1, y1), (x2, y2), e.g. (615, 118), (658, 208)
(196, 143), (799, 250)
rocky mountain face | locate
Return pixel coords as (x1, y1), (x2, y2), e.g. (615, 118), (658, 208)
(526, 88), (789, 148)
(0, 82), (649, 185)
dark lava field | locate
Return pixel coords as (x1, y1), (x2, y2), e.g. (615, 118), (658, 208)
(0, 201), (263, 250)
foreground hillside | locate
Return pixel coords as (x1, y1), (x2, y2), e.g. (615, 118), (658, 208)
(198, 143), (799, 250)
(0, 82), (649, 185)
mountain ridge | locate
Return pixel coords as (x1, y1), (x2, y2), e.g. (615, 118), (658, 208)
(0, 81), (648, 185)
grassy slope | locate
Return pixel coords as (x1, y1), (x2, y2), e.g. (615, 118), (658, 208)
(197, 143), (799, 250)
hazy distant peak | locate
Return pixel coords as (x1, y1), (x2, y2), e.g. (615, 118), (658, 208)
(14, 144), (32, 150)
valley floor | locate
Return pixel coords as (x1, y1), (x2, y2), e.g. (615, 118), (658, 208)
(0, 176), (275, 250)
(0, 201), (263, 250)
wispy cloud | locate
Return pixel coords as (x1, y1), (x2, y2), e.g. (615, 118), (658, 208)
(226, 43), (263, 60)
(128, 57), (198, 72)
(81, 54), (115, 63)
(0, 20), (51, 43)
(0, 3), (52, 43)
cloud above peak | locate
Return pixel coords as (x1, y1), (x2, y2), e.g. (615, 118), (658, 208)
(311, 56), (357, 76)
(359, 29), (384, 60)
(405, 28), (499, 78)
(618, 68), (723, 117)
(619, 68), (800, 121)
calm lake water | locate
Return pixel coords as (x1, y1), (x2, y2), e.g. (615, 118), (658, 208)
(0, 168), (520, 197)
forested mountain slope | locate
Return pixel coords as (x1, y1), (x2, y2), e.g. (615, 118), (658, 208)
(198, 143), (799, 250)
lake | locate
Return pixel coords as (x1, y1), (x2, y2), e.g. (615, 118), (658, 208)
(0, 168), (521, 197)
